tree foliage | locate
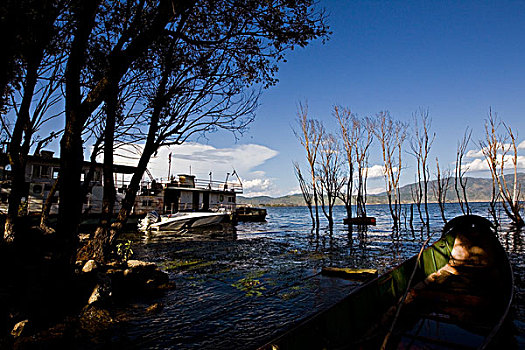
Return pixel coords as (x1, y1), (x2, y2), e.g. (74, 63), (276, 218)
(1, 0), (329, 263)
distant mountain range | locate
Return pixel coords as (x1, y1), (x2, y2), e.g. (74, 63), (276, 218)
(238, 173), (525, 206)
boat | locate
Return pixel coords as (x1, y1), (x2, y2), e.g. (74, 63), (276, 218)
(0, 148), (244, 222)
(139, 210), (229, 231)
(343, 216), (376, 226)
(235, 205), (267, 222)
(259, 215), (514, 349)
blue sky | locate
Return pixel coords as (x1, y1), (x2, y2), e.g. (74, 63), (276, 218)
(86, 1), (525, 196)
(198, 0), (525, 197)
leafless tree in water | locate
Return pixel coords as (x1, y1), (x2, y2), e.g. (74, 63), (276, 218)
(295, 102), (324, 228)
(432, 157), (451, 224)
(334, 106), (356, 223)
(293, 161), (314, 226)
(409, 109), (434, 227)
(409, 174), (422, 225)
(335, 107), (374, 229)
(480, 111), (523, 227)
(373, 111), (407, 230)
(354, 117), (374, 219)
(317, 132), (344, 229)
(479, 110), (502, 227)
(455, 127), (472, 215)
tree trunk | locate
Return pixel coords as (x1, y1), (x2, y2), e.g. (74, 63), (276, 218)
(423, 169), (430, 227)
(3, 55), (42, 242)
(88, 82), (118, 262)
(40, 176), (59, 234)
(106, 141), (157, 248)
(409, 203), (414, 231)
(312, 182), (320, 228)
(101, 74), (166, 253)
(57, 0), (100, 265)
(57, 0), (186, 264)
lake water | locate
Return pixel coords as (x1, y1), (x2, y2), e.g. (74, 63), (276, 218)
(107, 203), (524, 349)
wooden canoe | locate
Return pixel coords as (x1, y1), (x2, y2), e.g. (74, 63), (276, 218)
(259, 215), (514, 349)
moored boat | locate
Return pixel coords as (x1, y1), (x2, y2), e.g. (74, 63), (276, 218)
(259, 215), (514, 349)
(139, 210), (229, 231)
(235, 205), (267, 222)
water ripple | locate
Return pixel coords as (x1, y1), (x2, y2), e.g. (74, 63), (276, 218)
(109, 203), (524, 349)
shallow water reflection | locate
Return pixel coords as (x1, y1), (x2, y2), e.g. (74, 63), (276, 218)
(112, 203), (524, 349)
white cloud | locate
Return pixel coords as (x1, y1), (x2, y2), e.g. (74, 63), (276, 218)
(240, 177), (286, 197)
(364, 164), (398, 179)
(466, 149), (485, 158)
(468, 139), (525, 159)
(464, 155), (525, 173)
(100, 142), (279, 196)
(366, 164), (385, 178)
(242, 178), (272, 192)
(464, 158), (489, 172)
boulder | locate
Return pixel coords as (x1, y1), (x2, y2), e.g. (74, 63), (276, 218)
(79, 305), (115, 333)
(88, 273), (112, 305)
(126, 260), (157, 269)
(110, 260), (170, 294)
(82, 259), (98, 273)
(11, 319), (30, 338)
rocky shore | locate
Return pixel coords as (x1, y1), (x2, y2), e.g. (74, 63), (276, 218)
(0, 227), (172, 349)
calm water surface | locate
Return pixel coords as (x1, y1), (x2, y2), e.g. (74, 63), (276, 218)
(111, 203), (524, 349)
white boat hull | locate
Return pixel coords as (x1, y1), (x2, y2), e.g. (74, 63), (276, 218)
(146, 212), (228, 231)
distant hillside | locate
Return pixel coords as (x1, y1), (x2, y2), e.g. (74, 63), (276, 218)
(238, 173), (525, 206)
(238, 194), (306, 206)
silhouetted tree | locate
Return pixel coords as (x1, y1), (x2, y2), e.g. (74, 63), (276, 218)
(1, 0), (67, 242)
(80, 1), (329, 261)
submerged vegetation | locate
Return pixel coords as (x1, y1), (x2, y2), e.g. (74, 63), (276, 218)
(231, 275), (267, 297)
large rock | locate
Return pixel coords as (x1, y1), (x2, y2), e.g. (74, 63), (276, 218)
(82, 259), (98, 273)
(11, 319), (30, 338)
(79, 305), (115, 333)
(113, 260), (170, 294)
(88, 273), (112, 305)
(126, 260), (157, 270)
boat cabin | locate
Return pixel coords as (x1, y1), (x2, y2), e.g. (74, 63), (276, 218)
(0, 149), (242, 218)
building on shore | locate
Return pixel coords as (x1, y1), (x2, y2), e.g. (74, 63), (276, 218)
(0, 149), (242, 219)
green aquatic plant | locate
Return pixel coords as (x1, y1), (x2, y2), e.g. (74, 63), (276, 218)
(231, 271), (268, 297)
(162, 259), (202, 270)
(279, 285), (304, 300)
(116, 240), (133, 262)
(162, 259), (216, 271)
(186, 261), (215, 271)
(231, 277), (266, 297)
